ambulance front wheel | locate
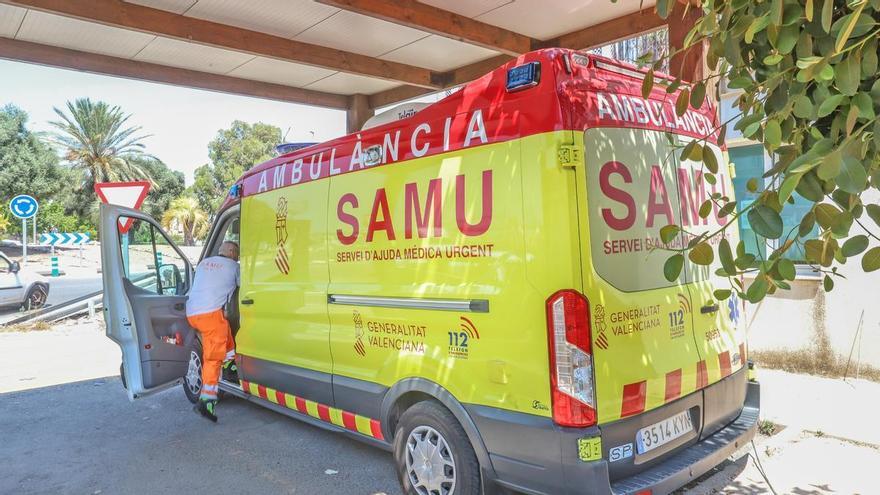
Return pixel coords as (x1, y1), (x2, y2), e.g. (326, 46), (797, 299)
(182, 338), (203, 404)
(393, 401), (481, 495)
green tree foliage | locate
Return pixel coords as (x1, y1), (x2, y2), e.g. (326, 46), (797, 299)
(0, 104), (65, 204)
(161, 196), (210, 246)
(49, 98), (154, 215)
(189, 121), (281, 215)
(645, 0), (880, 302)
(134, 156), (186, 220)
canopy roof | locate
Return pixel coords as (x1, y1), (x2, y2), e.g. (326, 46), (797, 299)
(0, 0), (670, 119)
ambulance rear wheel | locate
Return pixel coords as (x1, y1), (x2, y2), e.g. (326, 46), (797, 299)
(393, 401), (480, 495)
(183, 339), (203, 404)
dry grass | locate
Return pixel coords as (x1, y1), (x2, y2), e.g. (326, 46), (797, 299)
(0, 320), (53, 333)
(752, 348), (880, 383)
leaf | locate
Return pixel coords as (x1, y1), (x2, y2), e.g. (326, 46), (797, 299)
(805, 238), (835, 267)
(805, 0), (814, 22)
(866, 204), (880, 228)
(835, 4), (866, 54)
(746, 276), (769, 303)
(689, 242), (714, 265)
(676, 89), (690, 117)
(799, 211), (816, 237)
(777, 258), (796, 280)
(660, 224), (680, 244)
(747, 177), (760, 193)
(719, 238), (736, 275)
(690, 82), (706, 108)
(817, 94), (845, 118)
(713, 289), (732, 300)
(656, 0), (672, 19)
(845, 104), (860, 136)
(702, 146), (718, 173)
(764, 119), (782, 149)
(763, 53), (784, 65)
(778, 173), (801, 204)
(821, 0), (833, 33)
(748, 205), (784, 239)
(814, 203), (841, 229)
(746, 14), (772, 44)
(853, 92), (875, 119)
(862, 247), (880, 272)
(823, 275), (834, 292)
(664, 254), (684, 281)
(792, 95), (813, 119)
(688, 142), (703, 161)
(817, 151), (842, 180)
(835, 54), (861, 96)
(642, 69), (654, 99)
(837, 156), (868, 194)
(699, 200), (712, 219)
(842, 235), (869, 257)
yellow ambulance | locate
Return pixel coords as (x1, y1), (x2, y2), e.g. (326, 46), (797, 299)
(101, 48), (759, 495)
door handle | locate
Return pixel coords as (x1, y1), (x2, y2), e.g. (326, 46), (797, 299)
(700, 304), (719, 314)
(241, 298), (254, 305)
(174, 303), (185, 311)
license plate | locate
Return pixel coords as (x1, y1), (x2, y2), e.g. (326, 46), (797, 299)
(635, 410), (693, 454)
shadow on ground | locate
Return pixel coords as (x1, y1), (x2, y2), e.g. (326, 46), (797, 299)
(0, 377), (400, 495)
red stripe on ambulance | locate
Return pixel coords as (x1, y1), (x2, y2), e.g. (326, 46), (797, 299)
(621, 381), (647, 417)
(696, 360), (708, 389)
(664, 369), (682, 403)
(718, 351), (732, 378)
(240, 380), (385, 441)
(739, 343), (747, 366)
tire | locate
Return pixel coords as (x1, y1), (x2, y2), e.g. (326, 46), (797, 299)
(21, 284), (47, 311)
(182, 337), (203, 404)
(393, 401), (481, 495)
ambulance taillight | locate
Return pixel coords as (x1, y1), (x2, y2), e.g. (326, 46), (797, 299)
(546, 290), (596, 427)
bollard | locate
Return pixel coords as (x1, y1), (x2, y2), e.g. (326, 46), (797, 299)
(51, 256), (60, 277)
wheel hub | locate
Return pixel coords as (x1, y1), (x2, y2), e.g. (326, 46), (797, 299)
(405, 425), (455, 495)
(185, 350), (202, 395)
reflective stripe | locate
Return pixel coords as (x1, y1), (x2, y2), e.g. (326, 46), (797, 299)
(200, 392), (218, 400)
(225, 350), (236, 360)
(241, 380), (384, 441)
(203, 384), (219, 392)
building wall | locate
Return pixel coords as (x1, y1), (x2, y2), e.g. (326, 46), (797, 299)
(721, 91), (879, 369)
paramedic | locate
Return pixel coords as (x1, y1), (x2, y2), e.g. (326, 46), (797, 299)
(186, 241), (240, 422)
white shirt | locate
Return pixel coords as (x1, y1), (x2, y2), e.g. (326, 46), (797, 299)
(186, 255), (240, 317)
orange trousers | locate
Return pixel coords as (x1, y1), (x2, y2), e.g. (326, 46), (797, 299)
(187, 309), (235, 401)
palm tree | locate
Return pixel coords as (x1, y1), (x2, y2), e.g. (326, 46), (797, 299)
(162, 196), (209, 246)
(49, 98), (153, 187)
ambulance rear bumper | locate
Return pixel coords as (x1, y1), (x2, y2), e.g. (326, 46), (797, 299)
(467, 377), (759, 495)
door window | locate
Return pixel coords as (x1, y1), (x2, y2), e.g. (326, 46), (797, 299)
(119, 217), (190, 296)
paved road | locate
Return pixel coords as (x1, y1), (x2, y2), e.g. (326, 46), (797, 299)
(0, 377), (402, 495)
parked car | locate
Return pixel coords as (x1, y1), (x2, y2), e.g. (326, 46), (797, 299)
(0, 251), (49, 310)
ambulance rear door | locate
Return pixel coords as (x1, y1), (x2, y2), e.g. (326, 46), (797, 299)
(100, 204), (195, 400)
(675, 137), (748, 435)
(579, 126), (704, 426)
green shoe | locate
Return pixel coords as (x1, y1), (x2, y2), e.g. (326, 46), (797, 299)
(222, 361), (239, 383)
(194, 399), (218, 423)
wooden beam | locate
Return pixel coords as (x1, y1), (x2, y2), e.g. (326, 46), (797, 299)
(543, 7), (666, 50)
(316, 0), (533, 56)
(0, 38), (350, 109)
(346, 94), (374, 133)
(1, 0), (442, 89)
(367, 54), (512, 110)
(367, 8), (669, 109)
(668, 2), (704, 81)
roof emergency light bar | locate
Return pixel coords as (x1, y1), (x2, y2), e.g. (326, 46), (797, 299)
(506, 61), (541, 92)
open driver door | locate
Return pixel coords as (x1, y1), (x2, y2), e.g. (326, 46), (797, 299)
(100, 203), (196, 400)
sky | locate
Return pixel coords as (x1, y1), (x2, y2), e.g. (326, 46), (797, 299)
(0, 59), (347, 185)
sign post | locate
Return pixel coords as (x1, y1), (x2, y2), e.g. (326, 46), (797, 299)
(9, 194), (38, 265)
(94, 182), (150, 277)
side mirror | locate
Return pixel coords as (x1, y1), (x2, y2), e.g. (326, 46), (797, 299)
(11, 261), (20, 274)
(158, 264), (183, 295)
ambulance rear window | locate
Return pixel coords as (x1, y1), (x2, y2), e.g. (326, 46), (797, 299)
(584, 127), (682, 292)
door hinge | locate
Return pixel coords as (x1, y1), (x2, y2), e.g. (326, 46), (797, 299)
(558, 145), (583, 168)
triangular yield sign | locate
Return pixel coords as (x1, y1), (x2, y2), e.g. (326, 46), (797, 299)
(94, 181), (151, 234)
